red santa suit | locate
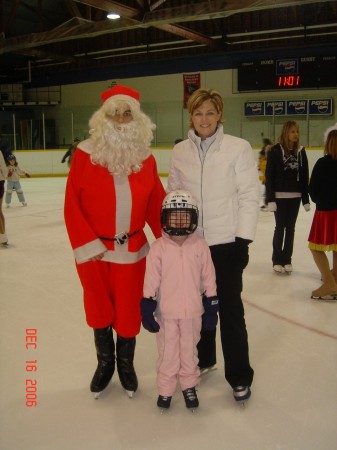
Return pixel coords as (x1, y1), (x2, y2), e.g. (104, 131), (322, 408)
(64, 140), (165, 336)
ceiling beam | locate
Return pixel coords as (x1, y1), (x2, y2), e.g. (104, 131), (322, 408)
(0, 0), (334, 55)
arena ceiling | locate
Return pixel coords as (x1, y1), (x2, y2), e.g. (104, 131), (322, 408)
(1, 0), (337, 87)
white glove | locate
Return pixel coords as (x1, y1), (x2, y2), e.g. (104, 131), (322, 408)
(268, 202), (277, 212)
(303, 203), (311, 212)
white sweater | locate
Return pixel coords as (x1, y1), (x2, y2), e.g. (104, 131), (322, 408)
(167, 126), (260, 246)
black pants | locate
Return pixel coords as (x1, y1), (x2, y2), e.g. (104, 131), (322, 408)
(197, 243), (254, 388)
(272, 197), (301, 266)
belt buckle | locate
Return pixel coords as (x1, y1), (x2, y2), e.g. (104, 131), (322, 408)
(114, 231), (128, 245)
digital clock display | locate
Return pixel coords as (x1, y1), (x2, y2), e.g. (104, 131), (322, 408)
(238, 56), (337, 91)
(278, 75), (300, 88)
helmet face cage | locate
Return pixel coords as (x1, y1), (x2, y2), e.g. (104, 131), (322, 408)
(161, 190), (198, 236)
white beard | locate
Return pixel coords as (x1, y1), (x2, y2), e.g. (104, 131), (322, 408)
(89, 109), (155, 176)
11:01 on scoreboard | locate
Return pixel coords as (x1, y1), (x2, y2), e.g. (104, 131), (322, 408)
(278, 75), (300, 87)
(238, 56), (337, 91)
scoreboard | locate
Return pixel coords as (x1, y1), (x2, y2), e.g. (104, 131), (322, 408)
(237, 56), (337, 91)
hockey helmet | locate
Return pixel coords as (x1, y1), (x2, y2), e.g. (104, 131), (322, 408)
(7, 154), (16, 162)
(161, 190), (198, 236)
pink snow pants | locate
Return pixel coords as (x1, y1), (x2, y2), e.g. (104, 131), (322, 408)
(156, 316), (201, 396)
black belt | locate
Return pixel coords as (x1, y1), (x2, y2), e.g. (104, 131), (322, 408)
(99, 230), (140, 245)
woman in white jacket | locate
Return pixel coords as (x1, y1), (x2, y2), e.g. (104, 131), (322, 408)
(167, 88), (260, 404)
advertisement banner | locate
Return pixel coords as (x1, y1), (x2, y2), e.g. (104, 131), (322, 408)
(308, 98), (332, 115)
(265, 101), (286, 116)
(183, 73), (200, 108)
(286, 100), (308, 115)
(244, 102), (265, 116)
(276, 59), (299, 75)
(244, 98), (332, 116)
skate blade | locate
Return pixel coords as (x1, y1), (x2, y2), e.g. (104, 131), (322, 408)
(311, 294), (337, 301)
(188, 407), (198, 413)
(200, 366), (217, 376)
(93, 391), (102, 400)
(125, 389), (134, 398)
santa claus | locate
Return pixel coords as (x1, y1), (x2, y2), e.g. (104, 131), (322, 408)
(64, 84), (165, 399)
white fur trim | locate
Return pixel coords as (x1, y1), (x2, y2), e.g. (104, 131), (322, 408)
(104, 95), (140, 110)
(77, 139), (93, 154)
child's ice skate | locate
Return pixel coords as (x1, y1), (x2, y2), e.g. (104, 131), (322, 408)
(157, 395), (172, 413)
(311, 282), (337, 301)
(273, 265), (283, 274)
(284, 264), (293, 274)
(233, 385), (251, 407)
(182, 387), (199, 412)
(0, 233), (8, 246)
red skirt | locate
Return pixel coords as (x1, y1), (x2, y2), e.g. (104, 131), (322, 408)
(308, 209), (337, 251)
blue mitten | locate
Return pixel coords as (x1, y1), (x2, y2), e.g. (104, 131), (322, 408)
(140, 297), (160, 333)
(202, 296), (219, 330)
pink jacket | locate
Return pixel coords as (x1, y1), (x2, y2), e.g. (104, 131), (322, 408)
(143, 231), (217, 320)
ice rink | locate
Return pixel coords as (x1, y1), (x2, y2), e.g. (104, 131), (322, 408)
(1, 176), (336, 450)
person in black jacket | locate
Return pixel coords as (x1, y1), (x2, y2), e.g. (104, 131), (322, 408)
(61, 137), (80, 167)
(308, 125), (337, 300)
(265, 121), (310, 274)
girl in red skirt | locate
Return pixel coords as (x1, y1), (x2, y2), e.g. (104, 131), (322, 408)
(308, 124), (337, 300)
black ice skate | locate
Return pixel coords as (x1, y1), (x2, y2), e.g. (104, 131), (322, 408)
(90, 326), (115, 399)
(116, 335), (138, 398)
(182, 387), (199, 412)
(90, 360), (115, 399)
(157, 395), (172, 412)
(233, 385), (251, 407)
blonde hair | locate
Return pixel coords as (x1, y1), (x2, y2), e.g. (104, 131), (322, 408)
(187, 88), (224, 128)
(278, 121), (300, 155)
(325, 129), (337, 160)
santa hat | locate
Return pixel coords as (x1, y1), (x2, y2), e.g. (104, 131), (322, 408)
(324, 122), (337, 144)
(101, 84), (140, 104)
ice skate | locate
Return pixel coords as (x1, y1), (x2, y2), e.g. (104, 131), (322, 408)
(284, 264), (293, 274)
(90, 360), (115, 399)
(233, 385), (251, 407)
(90, 325), (115, 399)
(157, 395), (172, 413)
(273, 264), (283, 274)
(200, 365), (217, 376)
(182, 387), (199, 412)
(0, 233), (8, 246)
(311, 282), (337, 301)
(116, 336), (138, 398)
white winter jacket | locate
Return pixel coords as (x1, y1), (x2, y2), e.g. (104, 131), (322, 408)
(167, 125), (260, 246)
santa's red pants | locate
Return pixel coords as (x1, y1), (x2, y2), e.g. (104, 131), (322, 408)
(76, 258), (146, 337)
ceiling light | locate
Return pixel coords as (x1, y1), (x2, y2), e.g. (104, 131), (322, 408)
(107, 13), (120, 20)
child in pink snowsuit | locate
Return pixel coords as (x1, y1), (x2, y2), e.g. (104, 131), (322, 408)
(141, 190), (219, 411)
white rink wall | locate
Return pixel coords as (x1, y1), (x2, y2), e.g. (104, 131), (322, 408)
(11, 147), (325, 177)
